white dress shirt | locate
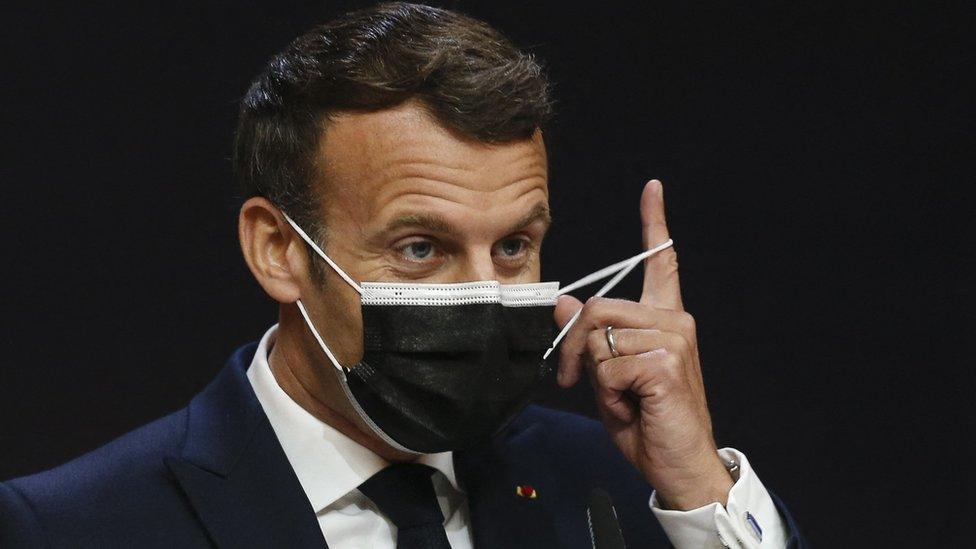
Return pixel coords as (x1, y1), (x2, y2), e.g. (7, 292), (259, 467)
(247, 324), (788, 548)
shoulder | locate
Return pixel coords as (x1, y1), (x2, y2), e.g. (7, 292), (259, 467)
(0, 481), (44, 547)
(1, 407), (197, 546)
(6, 407), (187, 502)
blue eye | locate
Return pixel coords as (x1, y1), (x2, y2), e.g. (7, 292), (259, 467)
(497, 238), (525, 257)
(402, 241), (434, 261)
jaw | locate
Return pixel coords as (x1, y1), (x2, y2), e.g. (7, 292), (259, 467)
(269, 307), (419, 462)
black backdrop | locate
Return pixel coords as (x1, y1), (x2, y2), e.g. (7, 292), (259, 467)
(1, 2), (971, 546)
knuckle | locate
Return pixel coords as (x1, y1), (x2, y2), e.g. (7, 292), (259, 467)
(664, 247), (680, 271)
(580, 296), (601, 320)
(676, 311), (696, 333)
(649, 380), (671, 400)
(584, 295), (606, 308)
(660, 352), (683, 377)
(581, 296), (612, 324)
(665, 332), (689, 353)
(642, 364), (672, 398)
(637, 351), (684, 398)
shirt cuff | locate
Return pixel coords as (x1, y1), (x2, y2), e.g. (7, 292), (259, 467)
(648, 448), (789, 548)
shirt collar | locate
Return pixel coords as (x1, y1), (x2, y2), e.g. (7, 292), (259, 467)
(246, 323), (462, 513)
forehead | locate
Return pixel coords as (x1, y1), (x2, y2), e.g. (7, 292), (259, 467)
(313, 100), (548, 228)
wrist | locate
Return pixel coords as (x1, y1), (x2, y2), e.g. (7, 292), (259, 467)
(654, 452), (734, 511)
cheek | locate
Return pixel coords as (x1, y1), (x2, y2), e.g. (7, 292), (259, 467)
(307, 279), (366, 362)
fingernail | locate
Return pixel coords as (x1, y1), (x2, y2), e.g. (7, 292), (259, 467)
(649, 179), (662, 193)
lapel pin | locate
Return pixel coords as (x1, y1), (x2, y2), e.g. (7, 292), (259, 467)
(515, 485), (538, 499)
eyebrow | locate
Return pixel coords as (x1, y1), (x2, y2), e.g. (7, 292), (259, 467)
(380, 202), (553, 238)
(512, 202), (553, 233)
(382, 213), (459, 236)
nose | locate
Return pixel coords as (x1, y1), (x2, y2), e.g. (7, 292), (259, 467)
(457, 246), (500, 282)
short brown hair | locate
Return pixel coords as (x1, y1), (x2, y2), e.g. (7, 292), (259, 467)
(233, 1), (553, 271)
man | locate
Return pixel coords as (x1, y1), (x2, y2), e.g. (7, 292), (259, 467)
(1, 3), (805, 547)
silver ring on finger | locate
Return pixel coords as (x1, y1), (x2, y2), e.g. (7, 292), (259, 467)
(605, 325), (620, 358)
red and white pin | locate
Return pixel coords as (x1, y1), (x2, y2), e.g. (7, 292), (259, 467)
(515, 485), (538, 499)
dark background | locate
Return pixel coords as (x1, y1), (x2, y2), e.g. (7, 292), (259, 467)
(1, 1), (971, 546)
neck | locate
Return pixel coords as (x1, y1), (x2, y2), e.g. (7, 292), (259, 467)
(268, 310), (419, 463)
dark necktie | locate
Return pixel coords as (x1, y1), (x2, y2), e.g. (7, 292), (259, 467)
(358, 462), (452, 549)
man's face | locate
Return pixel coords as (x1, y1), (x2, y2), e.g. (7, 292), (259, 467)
(299, 98), (550, 364)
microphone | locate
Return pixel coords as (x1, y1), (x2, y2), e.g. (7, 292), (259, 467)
(587, 488), (627, 549)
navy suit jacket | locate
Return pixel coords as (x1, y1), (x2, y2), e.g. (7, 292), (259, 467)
(1, 342), (806, 548)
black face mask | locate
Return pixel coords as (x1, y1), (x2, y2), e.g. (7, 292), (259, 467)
(283, 214), (673, 454)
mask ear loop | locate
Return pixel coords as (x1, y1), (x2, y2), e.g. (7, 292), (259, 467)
(295, 299), (347, 376)
(542, 239), (673, 360)
(281, 212), (365, 376)
(282, 213), (364, 295)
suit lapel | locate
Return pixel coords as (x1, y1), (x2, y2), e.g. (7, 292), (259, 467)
(165, 343), (327, 548)
(455, 419), (561, 548)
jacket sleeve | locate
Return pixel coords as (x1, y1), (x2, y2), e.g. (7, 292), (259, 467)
(768, 489), (808, 548)
(1, 481), (46, 548)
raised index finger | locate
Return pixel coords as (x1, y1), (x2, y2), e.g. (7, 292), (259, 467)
(640, 179), (683, 310)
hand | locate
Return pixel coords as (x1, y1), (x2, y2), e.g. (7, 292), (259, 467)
(554, 179), (733, 510)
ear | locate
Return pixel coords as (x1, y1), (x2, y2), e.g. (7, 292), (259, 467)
(238, 197), (309, 303)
